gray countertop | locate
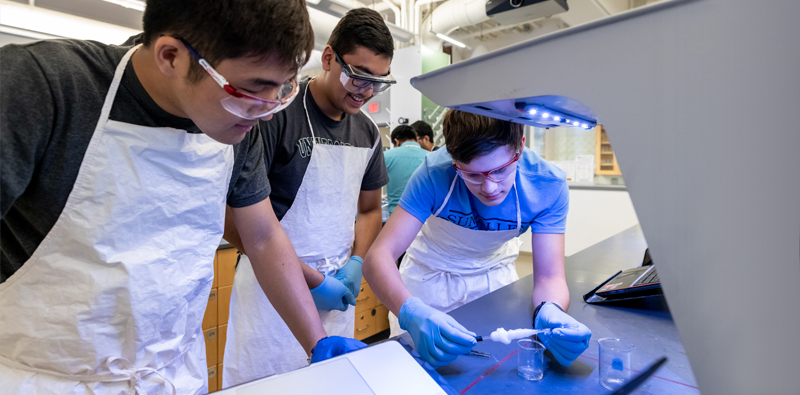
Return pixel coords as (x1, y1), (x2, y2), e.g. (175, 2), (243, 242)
(435, 225), (700, 394)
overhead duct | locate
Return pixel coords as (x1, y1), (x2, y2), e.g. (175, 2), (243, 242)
(422, 0), (569, 51)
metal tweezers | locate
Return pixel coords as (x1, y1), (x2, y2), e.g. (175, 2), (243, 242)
(468, 350), (491, 358)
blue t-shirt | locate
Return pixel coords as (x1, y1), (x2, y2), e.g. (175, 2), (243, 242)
(384, 141), (429, 215)
(398, 148), (568, 235)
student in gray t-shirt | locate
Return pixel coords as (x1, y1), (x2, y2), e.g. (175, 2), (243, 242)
(0, 1), (362, 393)
(221, 8), (395, 386)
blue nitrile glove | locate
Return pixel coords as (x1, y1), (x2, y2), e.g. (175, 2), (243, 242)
(310, 274), (356, 311)
(399, 297), (477, 367)
(310, 336), (367, 364)
(533, 302), (592, 366)
(334, 256), (363, 298)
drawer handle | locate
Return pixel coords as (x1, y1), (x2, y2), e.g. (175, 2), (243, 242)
(356, 296), (371, 303)
(356, 325), (371, 332)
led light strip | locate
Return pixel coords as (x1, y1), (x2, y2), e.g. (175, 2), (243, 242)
(523, 105), (595, 130)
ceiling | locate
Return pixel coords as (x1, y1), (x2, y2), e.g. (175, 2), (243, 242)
(3, 0), (665, 56)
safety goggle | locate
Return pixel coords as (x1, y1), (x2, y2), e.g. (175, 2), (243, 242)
(454, 151), (521, 184)
(174, 35), (298, 120)
(333, 50), (396, 96)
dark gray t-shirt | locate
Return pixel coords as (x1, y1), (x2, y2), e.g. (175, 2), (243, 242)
(261, 80), (388, 220)
(0, 39), (269, 282)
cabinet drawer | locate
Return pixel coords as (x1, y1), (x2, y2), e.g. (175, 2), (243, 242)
(218, 324), (227, 362)
(207, 365), (219, 393)
(204, 327), (218, 367)
(355, 282), (378, 313)
(354, 309), (376, 341)
(374, 304), (390, 333)
(218, 286), (232, 325)
(202, 289), (218, 330)
(217, 249), (238, 288)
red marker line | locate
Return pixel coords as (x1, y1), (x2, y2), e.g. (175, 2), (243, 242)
(459, 350), (518, 394)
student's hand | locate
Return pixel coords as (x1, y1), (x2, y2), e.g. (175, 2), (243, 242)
(310, 336), (367, 363)
(534, 302), (592, 366)
(335, 256), (363, 298)
(399, 297), (477, 367)
(310, 274), (356, 311)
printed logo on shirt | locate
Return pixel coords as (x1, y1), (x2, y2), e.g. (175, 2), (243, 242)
(296, 137), (353, 158)
(444, 209), (520, 231)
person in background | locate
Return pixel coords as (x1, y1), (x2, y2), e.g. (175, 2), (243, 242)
(0, 1), (360, 393)
(222, 8), (394, 387)
(385, 125), (429, 216)
(363, 110), (592, 367)
(412, 120), (440, 151)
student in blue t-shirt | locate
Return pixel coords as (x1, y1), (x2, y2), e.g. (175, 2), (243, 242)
(363, 110), (591, 368)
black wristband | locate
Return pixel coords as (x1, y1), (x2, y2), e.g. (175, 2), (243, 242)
(532, 301), (564, 327)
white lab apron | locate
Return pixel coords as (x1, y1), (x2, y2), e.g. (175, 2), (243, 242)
(223, 82), (380, 387)
(389, 176), (523, 336)
(0, 45), (234, 394)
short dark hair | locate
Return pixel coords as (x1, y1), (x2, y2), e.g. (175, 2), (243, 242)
(391, 125), (417, 143)
(142, 0), (314, 82)
(442, 110), (524, 164)
(328, 8), (393, 59)
(411, 120), (433, 141)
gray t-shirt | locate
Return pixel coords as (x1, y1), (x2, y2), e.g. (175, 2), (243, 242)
(261, 80), (388, 220)
(0, 39), (269, 282)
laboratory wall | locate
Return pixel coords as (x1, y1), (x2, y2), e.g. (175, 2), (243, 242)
(389, 45), (422, 125)
(519, 188), (639, 257)
(0, 32), (36, 46)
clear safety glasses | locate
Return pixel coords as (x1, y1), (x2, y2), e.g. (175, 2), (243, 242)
(454, 151), (521, 184)
(333, 50), (396, 96)
(174, 36), (298, 120)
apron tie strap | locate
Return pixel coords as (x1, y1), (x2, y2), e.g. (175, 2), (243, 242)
(422, 270), (469, 305)
(105, 356), (178, 395)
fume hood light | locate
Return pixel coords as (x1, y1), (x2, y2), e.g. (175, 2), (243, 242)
(581, 123), (589, 128)
(553, 116), (561, 121)
(529, 109), (537, 115)
(433, 32), (467, 49)
(542, 113), (550, 119)
(572, 121), (580, 126)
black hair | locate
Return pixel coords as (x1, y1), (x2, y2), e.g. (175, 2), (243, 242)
(443, 110), (524, 164)
(142, 0), (314, 82)
(328, 8), (393, 59)
(411, 120), (434, 141)
(391, 125), (418, 143)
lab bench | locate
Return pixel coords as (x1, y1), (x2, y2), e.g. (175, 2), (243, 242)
(432, 225), (700, 394)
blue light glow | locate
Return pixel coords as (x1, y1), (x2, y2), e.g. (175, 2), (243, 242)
(542, 112), (550, 119)
(553, 116), (561, 121)
(529, 109), (537, 115)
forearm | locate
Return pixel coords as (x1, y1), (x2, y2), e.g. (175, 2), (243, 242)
(352, 207), (382, 258)
(363, 244), (413, 315)
(531, 233), (570, 311)
(532, 276), (571, 312)
(246, 233), (327, 354)
(223, 205), (246, 254)
(302, 261), (325, 289)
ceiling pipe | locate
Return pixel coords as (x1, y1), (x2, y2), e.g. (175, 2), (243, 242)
(420, 0), (490, 51)
(381, 0), (402, 28)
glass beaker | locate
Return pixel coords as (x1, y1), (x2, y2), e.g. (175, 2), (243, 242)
(598, 338), (635, 390)
(517, 338), (545, 381)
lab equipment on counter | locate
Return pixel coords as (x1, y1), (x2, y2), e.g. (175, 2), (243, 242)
(518, 339), (546, 381)
(598, 338), (635, 390)
(476, 327), (553, 344)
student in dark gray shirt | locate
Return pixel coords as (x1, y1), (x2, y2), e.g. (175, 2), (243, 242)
(0, 1), (362, 392)
(221, 8), (393, 386)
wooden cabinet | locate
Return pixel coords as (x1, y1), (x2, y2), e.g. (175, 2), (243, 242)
(203, 247), (238, 393)
(354, 278), (389, 341)
(595, 125), (621, 175)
